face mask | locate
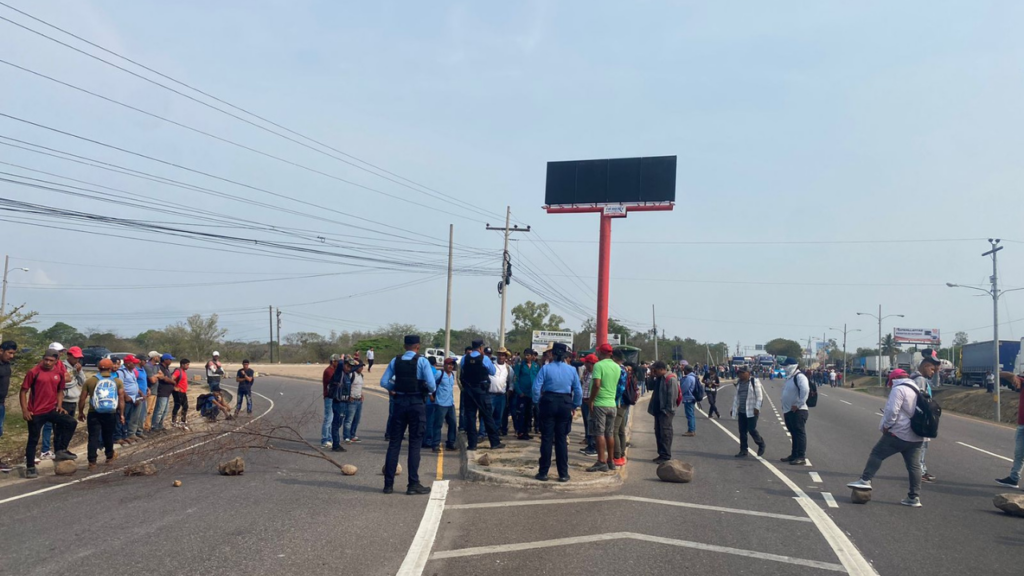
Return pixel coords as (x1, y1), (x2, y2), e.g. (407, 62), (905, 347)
(785, 364), (800, 378)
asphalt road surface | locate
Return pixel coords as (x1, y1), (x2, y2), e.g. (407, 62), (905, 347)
(0, 375), (1021, 576)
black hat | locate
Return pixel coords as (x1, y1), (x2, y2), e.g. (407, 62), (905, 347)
(404, 335), (420, 346)
(553, 342), (569, 353)
(484, 347), (493, 355)
(471, 339), (485, 349)
(920, 349), (941, 366)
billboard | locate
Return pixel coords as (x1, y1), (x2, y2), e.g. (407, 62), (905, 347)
(589, 333), (623, 349)
(531, 330), (574, 353)
(893, 328), (941, 346)
(545, 156), (677, 207)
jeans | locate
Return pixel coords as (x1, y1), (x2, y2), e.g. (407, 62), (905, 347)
(87, 411), (118, 463)
(653, 411), (673, 460)
(706, 391), (720, 418)
(431, 404), (457, 448)
(860, 433), (924, 499)
(481, 393), (505, 437)
(321, 397), (334, 444)
(117, 400), (141, 441)
(581, 402), (595, 450)
(515, 395), (534, 437)
(132, 398), (147, 437)
(683, 401), (696, 433)
(41, 401), (77, 452)
(1009, 425), (1024, 483)
(462, 388), (500, 449)
(423, 404), (437, 448)
(384, 395), (426, 488)
(25, 410), (77, 467)
(738, 413), (765, 453)
(920, 440), (929, 475)
(236, 388), (252, 413)
(613, 405), (629, 459)
(150, 396), (170, 430)
(783, 410), (808, 459)
(207, 378), (222, 392)
(0, 404), (4, 438)
(538, 393), (573, 478)
(349, 400), (363, 437)
(331, 401), (355, 448)
(500, 391), (513, 434)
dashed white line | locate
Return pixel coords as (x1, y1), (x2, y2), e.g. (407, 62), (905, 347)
(840, 400), (853, 406)
(805, 460), (813, 467)
(809, 472), (823, 483)
(956, 441), (1013, 462)
(821, 492), (839, 508)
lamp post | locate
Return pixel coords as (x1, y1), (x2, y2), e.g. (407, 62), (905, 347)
(0, 255), (31, 342)
(946, 238), (1024, 422)
(830, 324), (862, 387)
(857, 305), (904, 387)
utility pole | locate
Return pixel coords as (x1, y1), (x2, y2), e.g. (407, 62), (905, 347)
(444, 224), (454, 361)
(858, 305), (904, 387)
(831, 324), (861, 388)
(486, 207), (530, 349)
(1, 256), (29, 341)
(652, 304), (658, 361)
(268, 305), (274, 363)
(276, 308), (282, 364)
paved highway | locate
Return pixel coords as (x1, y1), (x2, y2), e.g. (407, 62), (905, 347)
(0, 375), (1019, 576)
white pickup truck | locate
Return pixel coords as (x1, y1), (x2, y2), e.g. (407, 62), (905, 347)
(424, 348), (462, 365)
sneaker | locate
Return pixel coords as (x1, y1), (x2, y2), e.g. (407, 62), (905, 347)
(608, 460), (617, 471)
(331, 446), (346, 452)
(491, 443), (507, 449)
(682, 432), (696, 437)
(105, 453), (118, 464)
(921, 473), (936, 483)
(995, 477), (1019, 488)
(847, 479), (872, 490)
(612, 457), (626, 467)
(54, 450), (77, 461)
(321, 442), (331, 449)
(445, 444), (457, 451)
(519, 434), (533, 441)
(580, 448), (598, 456)
(756, 444), (766, 457)
(653, 457), (670, 463)
(382, 486), (394, 494)
(534, 473), (550, 482)
(557, 475), (570, 483)
(345, 439), (353, 444)
(40, 451), (55, 461)
(587, 462), (610, 473)
(66, 450), (77, 458)
(780, 456), (794, 463)
(25, 468), (38, 479)
(790, 458), (806, 466)
(406, 483), (431, 495)
(351, 437), (361, 443)
(0, 461), (12, 473)
(734, 451), (749, 458)
(432, 447), (442, 453)
(900, 496), (922, 508)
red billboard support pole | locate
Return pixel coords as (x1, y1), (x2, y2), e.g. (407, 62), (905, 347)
(545, 203), (673, 348)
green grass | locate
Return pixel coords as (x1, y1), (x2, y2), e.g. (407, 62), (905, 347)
(0, 403), (29, 461)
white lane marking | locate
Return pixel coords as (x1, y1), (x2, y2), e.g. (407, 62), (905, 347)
(840, 400), (853, 405)
(822, 492), (839, 508)
(786, 433), (792, 437)
(431, 532), (845, 572)
(805, 460), (813, 467)
(0, 386), (275, 506)
(702, 410), (878, 576)
(446, 495), (810, 522)
(397, 479), (449, 576)
(809, 472), (823, 483)
(956, 441), (1014, 462)
(821, 393), (829, 397)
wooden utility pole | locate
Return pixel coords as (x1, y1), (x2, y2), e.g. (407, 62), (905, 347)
(486, 207), (530, 349)
(652, 304), (658, 361)
(268, 305), (274, 363)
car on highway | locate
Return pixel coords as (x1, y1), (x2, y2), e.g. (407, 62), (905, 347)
(108, 352), (135, 364)
(425, 348), (461, 365)
(80, 345), (112, 367)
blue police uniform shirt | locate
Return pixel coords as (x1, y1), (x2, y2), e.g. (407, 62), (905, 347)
(435, 371), (455, 407)
(380, 351), (437, 394)
(532, 361), (583, 407)
(459, 351), (496, 376)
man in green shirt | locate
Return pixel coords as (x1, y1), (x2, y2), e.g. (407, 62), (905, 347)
(78, 358), (125, 471)
(587, 343), (622, 472)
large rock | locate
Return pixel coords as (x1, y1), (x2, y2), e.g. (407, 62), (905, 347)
(53, 460), (77, 476)
(124, 463), (158, 476)
(656, 460), (693, 483)
(381, 463), (402, 476)
(476, 454), (492, 466)
(994, 493), (1024, 517)
(218, 457), (245, 476)
(850, 489), (872, 504)
(341, 464), (358, 476)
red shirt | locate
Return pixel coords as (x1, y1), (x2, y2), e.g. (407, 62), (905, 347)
(172, 368), (189, 393)
(323, 365), (336, 398)
(21, 363), (66, 416)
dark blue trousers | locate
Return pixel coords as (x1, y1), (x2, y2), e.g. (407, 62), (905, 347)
(462, 388), (500, 449)
(384, 395), (426, 488)
(538, 393), (573, 478)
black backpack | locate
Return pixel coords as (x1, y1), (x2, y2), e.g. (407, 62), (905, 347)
(898, 383), (941, 438)
(195, 393), (212, 412)
(623, 374), (639, 406)
(691, 375), (705, 403)
(803, 372), (819, 408)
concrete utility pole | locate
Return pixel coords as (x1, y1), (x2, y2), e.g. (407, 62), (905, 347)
(831, 324), (861, 388)
(444, 224), (454, 362)
(858, 305), (904, 387)
(486, 207), (530, 349)
(652, 304), (658, 361)
(947, 240), (1024, 423)
(0, 255), (30, 342)
(276, 308), (282, 364)
(268, 306), (274, 363)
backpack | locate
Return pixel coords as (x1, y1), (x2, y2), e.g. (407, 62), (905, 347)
(898, 383), (941, 438)
(804, 372), (818, 408)
(623, 373), (639, 406)
(195, 393), (212, 413)
(90, 375), (119, 414)
(692, 375), (705, 403)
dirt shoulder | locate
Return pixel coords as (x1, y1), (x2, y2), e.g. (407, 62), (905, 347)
(854, 385), (1021, 425)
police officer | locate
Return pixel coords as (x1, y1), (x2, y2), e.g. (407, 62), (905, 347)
(379, 335), (435, 495)
(532, 342), (583, 482)
(460, 340), (505, 451)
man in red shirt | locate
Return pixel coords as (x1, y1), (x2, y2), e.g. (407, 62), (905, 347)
(20, 350), (78, 478)
(321, 354), (340, 448)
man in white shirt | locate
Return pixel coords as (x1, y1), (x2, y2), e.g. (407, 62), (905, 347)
(366, 348), (375, 373)
(829, 369), (837, 388)
(482, 348), (510, 437)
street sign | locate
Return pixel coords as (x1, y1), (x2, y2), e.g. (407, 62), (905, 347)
(602, 205), (627, 217)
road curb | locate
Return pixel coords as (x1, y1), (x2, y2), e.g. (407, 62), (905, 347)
(458, 435), (626, 492)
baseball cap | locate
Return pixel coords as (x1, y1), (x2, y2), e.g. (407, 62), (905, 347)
(123, 354), (139, 364)
(781, 357), (800, 366)
(161, 353), (174, 361)
(596, 343), (614, 355)
(148, 351), (161, 359)
(890, 368), (909, 379)
(329, 354), (341, 362)
(920, 349), (941, 366)
(66, 346), (84, 359)
(346, 359), (360, 366)
(471, 339), (485, 349)
(484, 347), (493, 355)
(98, 358), (114, 370)
(212, 351), (220, 357)
(47, 342), (65, 352)
(583, 354), (599, 364)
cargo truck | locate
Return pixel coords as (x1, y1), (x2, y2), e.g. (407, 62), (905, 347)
(958, 339), (1021, 388)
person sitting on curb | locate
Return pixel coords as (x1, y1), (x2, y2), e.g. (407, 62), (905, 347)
(199, 390), (233, 421)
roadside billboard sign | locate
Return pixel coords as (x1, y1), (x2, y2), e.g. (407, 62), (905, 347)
(589, 333), (623, 349)
(532, 330), (574, 353)
(893, 328), (941, 346)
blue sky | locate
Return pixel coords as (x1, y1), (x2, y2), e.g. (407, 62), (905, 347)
(1, 1), (1023, 352)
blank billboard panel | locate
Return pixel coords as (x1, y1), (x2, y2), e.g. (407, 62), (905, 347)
(545, 155), (676, 206)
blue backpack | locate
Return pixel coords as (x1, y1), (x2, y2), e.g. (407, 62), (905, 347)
(91, 375), (119, 414)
